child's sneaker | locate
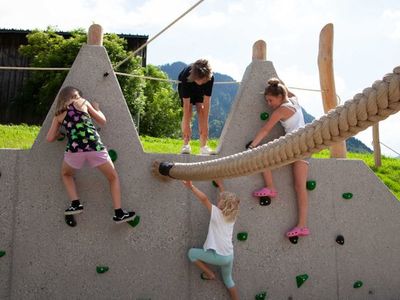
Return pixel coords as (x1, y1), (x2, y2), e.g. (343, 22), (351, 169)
(113, 210), (137, 224)
(200, 146), (216, 155)
(64, 204), (84, 215)
(181, 144), (191, 154)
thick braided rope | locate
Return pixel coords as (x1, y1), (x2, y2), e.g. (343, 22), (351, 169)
(159, 66), (400, 181)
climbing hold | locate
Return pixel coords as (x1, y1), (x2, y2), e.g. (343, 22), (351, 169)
(96, 266), (109, 274)
(245, 141), (253, 150)
(237, 232), (248, 241)
(259, 196), (271, 206)
(128, 215), (141, 228)
(57, 132), (66, 141)
(306, 180), (316, 191)
(289, 236), (298, 244)
(158, 162), (174, 177)
(260, 112), (269, 121)
(212, 180), (219, 188)
(65, 215), (76, 227)
(342, 193), (353, 199)
(336, 235), (344, 245)
(103, 72), (109, 77)
(296, 274), (309, 288)
(0, 250), (6, 257)
(255, 291), (267, 300)
(108, 149), (118, 162)
(353, 280), (363, 288)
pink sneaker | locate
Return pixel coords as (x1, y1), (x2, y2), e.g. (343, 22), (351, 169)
(286, 227), (310, 237)
(252, 187), (278, 198)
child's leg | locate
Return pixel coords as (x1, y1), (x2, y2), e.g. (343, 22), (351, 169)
(292, 160), (309, 228)
(262, 169), (275, 190)
(196, 100), (210, 147)
(188, 248), (216, 279)
(181, 99), (193, 145)
(220, 257), (239, 300)
(96, 161), (121, 209)
(61, 161), (79, 201)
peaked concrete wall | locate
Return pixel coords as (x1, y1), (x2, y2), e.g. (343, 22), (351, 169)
(1, 44), (400, 299)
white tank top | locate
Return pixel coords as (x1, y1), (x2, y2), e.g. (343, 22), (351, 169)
(279, 97), (305, 133)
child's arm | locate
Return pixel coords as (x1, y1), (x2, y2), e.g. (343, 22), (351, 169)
(46, 116), (62, 142)
(250, 108), (285, 147)
(183, 181), (212, 213)
(86, 101), (107, 126)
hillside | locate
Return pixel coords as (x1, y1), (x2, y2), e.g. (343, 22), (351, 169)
(160, 62), (371, 153)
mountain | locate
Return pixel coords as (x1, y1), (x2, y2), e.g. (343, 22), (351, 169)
(160, 62), (372, 153)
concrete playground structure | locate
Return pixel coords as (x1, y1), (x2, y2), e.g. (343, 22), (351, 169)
(1, 35), (400, 299)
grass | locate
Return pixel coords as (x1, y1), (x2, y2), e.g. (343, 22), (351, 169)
(1, 124), (399, 199)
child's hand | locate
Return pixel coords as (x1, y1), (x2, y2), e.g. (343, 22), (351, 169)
(182, 180), (193, 189)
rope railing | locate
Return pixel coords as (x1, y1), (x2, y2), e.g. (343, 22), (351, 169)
(154, 66), (400, 181)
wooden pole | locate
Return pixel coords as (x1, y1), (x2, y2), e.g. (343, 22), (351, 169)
(372, 124), (382, 167)
(252, 40), (266, 61)
(87, 24), (103, 46)
(318, 23), (347, 158)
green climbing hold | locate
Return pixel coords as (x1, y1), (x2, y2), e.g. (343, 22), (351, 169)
(57, 133), (66, 141)
(237, 232), (248, 241)
(306, 180), (316, 191)
(353, 280), (363, 288)
(128, 215), (141, 228)
(260, 112), (269, 121)
(255, 291), (267, 300)
(212, 180), (219, 188)
(108, 149), (118, 162)
(342, 192), (353, 199)
(0, 250), (6, 257)
(96, 266), (109, 274)
(296, 274), (309, 288)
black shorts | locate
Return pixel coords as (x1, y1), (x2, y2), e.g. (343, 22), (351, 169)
(178, 84), (204, 106)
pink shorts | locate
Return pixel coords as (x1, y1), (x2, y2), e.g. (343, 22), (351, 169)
(64, 150), (111, 169)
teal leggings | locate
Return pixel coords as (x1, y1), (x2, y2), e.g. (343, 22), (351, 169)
(188, 248), (235, 288)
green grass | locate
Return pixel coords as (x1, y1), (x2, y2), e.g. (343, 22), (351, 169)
(1, 124), (399, 199)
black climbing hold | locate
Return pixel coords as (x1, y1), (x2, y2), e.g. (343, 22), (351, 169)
(103, 72), (109, 77)
(306, 180), (316, 191)
(65, 215), (76, 227)
(212, 180), (219, 188)
(108, 149), (118, 162)
(368, 290), (374, 295)
(289, 236), (298, 244)
(353, 280), (363, 288)
(260, 112), (269, 121)
(245, 140), (253, 150)
(259, 196), (271, 206)
(128, 215), (141, 228)
(342, 192), (353, 199)
(237, 232), (248, 241)
(0, 250), (6, 257)
(159, 162), (174, 177)
(255, 291), (267, 300)
(96, 266), (109, 274)
(296, 274), (309, 288)
(336, 235), (344, 245)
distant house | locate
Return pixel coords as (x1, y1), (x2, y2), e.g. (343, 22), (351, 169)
(0, 29), (148, 123)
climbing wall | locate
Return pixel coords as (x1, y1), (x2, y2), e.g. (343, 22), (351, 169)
(1, 43), (400, 299)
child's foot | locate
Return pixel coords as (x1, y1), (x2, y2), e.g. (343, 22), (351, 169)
(200, 146), (216, 155)
(253, 187), (278, 198)
(181, 144), (191, 154)
(200, 271), (216, 280)
(64, 203), (84, 215)
(113, 210), (137, 224)
(286, 226), (310, 237)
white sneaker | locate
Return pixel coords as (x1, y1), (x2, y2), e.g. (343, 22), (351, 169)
(181, 144), (191, 154)
(200, 146), (216, 155)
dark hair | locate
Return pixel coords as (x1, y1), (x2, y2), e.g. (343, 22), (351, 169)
(188, 59), (212, 81)
(264, 78), (287, 99)
(55, 86), (82, 116)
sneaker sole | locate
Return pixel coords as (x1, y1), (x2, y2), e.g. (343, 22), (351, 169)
(114, 215), (137, 224)
(64, 210), (83, 216)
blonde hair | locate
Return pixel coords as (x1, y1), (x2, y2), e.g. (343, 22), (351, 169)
(55, 86), (81, 116)
(188, 59), (212, 82)
(219, 191), (240, 223)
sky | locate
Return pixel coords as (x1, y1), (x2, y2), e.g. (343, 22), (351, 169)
(1, 0), (399, 156)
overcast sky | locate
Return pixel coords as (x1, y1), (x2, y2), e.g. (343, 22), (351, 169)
(1, 0), (399, 156)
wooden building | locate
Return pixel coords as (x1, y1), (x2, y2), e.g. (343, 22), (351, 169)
(0, 29), (148, 123)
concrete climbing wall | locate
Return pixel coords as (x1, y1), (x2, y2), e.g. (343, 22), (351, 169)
(1, 44), (400, 299)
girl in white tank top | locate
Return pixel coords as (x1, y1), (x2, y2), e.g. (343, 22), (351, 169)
(248, 78), (310, 240)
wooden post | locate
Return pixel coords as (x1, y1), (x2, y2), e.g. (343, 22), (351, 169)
(318, 23), (347, 158)
(252, 40), (266, 61)
(373, 124), (382, 167)
(87, 24), (103, 46)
